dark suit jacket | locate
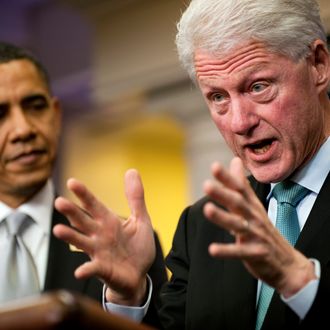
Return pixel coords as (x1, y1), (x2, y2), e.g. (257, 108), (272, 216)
(44, 208), (168, 316)
(43, 208), (103, 300)
(150, 172), (330, 330)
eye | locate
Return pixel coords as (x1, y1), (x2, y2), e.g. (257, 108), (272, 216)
(22, 95), (49, 112)
(248, 80), (277, 103)
(29, 100), (48, 111)
(0, 104), (8, 120)
(206, 91), (229, 115)
(251, 82), (268, 93)
(211, 93), (225, 103)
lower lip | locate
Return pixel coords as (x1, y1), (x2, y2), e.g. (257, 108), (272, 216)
(13, 153), (44, 165)
(245, 141), (277, 162)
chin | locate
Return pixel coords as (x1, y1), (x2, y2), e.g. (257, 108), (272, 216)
(15, 172), (50, 194)
(248, 164), (290, 184)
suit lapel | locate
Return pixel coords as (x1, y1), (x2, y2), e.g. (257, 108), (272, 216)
(222, 232), (257, 330)
(223, 178), (270, 330)
(44, 208), (88, 293)
(296, 170), (330, 258)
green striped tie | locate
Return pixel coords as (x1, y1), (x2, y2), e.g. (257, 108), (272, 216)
(255, 181), (309, 330)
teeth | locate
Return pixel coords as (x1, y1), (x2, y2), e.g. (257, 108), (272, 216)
(253, 144), (271, 154)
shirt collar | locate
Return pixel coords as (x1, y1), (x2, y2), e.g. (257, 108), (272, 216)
(0, 179), (55, 235)
(268, 136), (330, 198)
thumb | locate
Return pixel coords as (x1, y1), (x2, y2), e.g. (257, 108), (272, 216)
(125, 169), (150, 222)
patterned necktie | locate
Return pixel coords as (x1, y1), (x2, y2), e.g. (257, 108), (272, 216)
(255, 181), (310, 330)
(0, 212), (40, 303)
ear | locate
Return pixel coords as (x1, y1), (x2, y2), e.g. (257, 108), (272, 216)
(308, 39), (330, 93)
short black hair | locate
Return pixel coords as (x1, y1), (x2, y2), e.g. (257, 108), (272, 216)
(0, 41), (51, 91)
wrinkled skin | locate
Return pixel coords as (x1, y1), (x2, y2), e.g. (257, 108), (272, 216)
(196, 40), (330, 184)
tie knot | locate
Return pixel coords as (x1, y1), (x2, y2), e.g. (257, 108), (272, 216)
(272, 181), (310, 207)
(6, 212), (31, 236)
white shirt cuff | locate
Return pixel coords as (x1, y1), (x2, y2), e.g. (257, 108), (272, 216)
(280, 258), (320, 319)
(102, 274), (153, 323)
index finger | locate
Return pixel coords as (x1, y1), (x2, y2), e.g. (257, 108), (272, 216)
(211, 157), (248, 193)
(66, 178), (112, 218)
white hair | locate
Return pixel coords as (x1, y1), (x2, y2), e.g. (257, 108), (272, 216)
(176, 0), (327, 80)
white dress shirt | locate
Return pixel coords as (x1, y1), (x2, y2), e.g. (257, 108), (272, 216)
(0, 179), (54, 290)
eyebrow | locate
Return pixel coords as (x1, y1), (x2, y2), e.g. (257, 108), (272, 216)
(0, 93), (50, 111)
(21, 93), (49, 104)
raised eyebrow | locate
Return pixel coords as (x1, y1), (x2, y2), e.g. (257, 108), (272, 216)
(243, 62), (269, 76)
(239, 67), (273, 90)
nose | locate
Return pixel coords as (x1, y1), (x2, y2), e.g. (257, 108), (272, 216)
(230, 97), (259, 135)
(9, 108), (36, 142)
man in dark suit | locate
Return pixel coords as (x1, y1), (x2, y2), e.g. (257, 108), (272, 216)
(53, 0), (330, 329)
(0, 42), (167, 310)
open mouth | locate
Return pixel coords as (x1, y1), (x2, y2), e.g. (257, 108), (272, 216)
(246, 138), (275, 155)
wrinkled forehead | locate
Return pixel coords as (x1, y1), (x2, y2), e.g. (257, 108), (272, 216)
(194, 41), (290, 82)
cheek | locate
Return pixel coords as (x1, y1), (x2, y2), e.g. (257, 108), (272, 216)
(48, 132), (59, 154)
(268, 91), (304, 134)
(38, 125), (60, 156)
(278, 69), (318, 125)
(278, 96), (314, 137)
(41, 113), (61, 142)
(0, 132), (10, 159)
(211, 113), (227, 136)
(211, 114), (237, 148)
